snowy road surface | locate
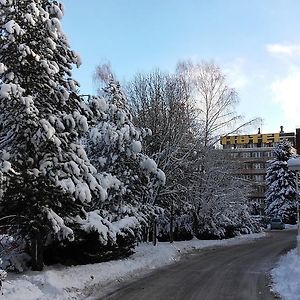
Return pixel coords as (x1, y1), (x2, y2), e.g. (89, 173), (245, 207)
(101, 230), (296, 300)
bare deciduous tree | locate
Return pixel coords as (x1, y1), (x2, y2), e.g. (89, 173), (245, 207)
(126, 70), (198, 206)
(176, 60), (260, 146)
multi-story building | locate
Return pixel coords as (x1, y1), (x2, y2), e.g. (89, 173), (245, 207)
(220, 127), (297, 214)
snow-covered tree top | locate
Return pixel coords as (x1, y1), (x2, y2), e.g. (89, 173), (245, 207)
(0, 0), (82, 113)
(0, 0), (105, 217)
(273, 141), (293, 161)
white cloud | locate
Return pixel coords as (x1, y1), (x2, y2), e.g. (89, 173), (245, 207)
(266, 43), (300, 57)
(271, 69), (300, 127)
(224, 58), (249, 89)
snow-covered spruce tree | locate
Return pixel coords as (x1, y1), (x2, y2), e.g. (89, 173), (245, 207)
(0, 0), (105, 270)
(86, 66), (165, 246)
(265, 142), (297, 224)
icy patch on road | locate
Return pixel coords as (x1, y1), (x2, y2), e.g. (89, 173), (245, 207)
(271, 249), (300, 300)
(1, 232), (266, 300)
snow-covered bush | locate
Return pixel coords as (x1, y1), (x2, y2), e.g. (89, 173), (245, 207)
(0, 234), (30, 273)
(189, 148), (259, 239)
(44, 212), (141, 265)
(157, 211), (194, 242)
(0, 268), (7, 291)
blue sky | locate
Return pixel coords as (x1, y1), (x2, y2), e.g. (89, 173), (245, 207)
(61, 0), (300, 134)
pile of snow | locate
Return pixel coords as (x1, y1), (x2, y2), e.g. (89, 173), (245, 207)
(1, 232), (265, 300)
(271, 248), (300, 300)
(284, 224), (298, 230)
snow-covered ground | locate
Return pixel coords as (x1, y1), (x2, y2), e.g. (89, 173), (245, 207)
(271, 233), (300, 300)
(0, 232), (265, 300)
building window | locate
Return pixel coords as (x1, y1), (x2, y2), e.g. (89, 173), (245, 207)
(257, 185), (266, 193)
(231, 152), (239, 158)
(254, 175), (265, 182)
(252, 152), (262, 158)
(265, 151), (273, 157)
(253, 163), (264, 169)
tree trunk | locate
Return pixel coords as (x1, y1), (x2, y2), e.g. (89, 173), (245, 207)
(170, 202), (174, 243)
(192, 211), (200, 238)
(31, 228), (44, 271)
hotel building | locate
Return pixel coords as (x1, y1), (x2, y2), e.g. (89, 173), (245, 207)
(220, 127), (297, 214)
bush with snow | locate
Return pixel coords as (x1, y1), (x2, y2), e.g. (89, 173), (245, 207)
(44, 212), (141, 265)
(0, 234), (30, 273)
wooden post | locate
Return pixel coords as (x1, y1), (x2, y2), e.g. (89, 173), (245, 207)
(147, 225), (150, 243)
(152, 218), (157, 246)
(170, 201), (174, 243)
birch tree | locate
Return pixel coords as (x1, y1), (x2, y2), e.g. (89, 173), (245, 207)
(176, 60), (259, 146)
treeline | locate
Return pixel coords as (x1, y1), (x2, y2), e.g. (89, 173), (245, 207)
(0, 0), (259, 272)
(125, 63), (259, 239)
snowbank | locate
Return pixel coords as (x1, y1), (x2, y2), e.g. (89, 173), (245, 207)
(1, 232), (265, 300)
(271, 248), (300, 300)
(284, 224), (298, 230)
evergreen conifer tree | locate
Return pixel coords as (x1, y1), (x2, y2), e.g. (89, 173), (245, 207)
(87, 67), (165, 235)
(265, 141), (297, 223)
(0, 0), (104, 269)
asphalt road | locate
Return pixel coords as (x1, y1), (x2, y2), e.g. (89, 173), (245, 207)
(100, 230), (296, 300)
